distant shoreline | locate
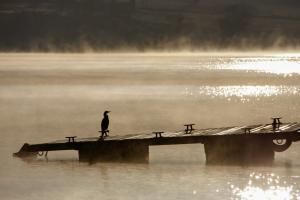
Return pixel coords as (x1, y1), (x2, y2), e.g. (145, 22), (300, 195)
(1, 0), (300, 51)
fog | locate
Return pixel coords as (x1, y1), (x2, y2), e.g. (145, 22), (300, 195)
(1, 52), (300, 145)
(1, 53), (300, 199)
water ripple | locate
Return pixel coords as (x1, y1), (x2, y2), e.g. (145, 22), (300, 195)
(230, 173), (300, 200)
(183, 85), (300, 103)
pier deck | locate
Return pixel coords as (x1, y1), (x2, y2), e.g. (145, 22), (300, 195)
(14, 122), (300, 165)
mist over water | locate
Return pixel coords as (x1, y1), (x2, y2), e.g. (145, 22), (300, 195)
(1, 53), (300, 199)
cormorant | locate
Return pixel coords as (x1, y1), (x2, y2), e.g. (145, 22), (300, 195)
(100, 111), (110, 138)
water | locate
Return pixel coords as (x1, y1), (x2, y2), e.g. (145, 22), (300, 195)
(1, 53), (300, 200)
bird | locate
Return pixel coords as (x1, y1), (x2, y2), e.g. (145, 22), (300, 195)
(100, 111), (110, 138)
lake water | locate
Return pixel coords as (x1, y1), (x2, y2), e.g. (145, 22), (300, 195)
(1, 52), (300, 200)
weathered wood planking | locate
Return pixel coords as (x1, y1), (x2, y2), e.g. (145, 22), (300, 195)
(26, 123), (300, 146)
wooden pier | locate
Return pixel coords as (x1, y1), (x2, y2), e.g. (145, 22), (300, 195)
(13, 120), (300, 165)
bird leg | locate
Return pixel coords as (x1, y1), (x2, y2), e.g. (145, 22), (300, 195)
(105, 130), (109, 137)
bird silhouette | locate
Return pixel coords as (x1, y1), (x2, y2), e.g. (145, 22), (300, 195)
(100, 111), (110, 138)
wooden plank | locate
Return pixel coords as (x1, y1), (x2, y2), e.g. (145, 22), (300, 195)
(119, 134), (144, 140)
(256, 124), (273, 133)
(127, 133), (157, 139)
(282, 123), (300, 132)
(214, 126), (247, 135)
(278, 123), (298, 131)
(255, 123), (300, 134)
(160, 132), (180, 137)
(246, 124), (266, 133)
(193, 128), (229, 136)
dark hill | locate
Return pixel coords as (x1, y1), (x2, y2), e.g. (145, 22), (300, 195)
(0, 0), (300, 51)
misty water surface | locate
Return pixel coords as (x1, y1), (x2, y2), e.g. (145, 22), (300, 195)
(0, 53), (300, 200)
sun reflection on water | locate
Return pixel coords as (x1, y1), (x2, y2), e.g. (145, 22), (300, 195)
(184, 85), (299, 102)
(200, 85), (298, 97)
(230, 173), (300, 200)
(216, 56), (300, 75)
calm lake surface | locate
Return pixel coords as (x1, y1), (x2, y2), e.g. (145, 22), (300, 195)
(1, 53), (300, 200)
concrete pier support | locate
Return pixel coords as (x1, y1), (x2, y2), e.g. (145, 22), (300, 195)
(78, 141), (149, 163)
(204, 137), (275, 165)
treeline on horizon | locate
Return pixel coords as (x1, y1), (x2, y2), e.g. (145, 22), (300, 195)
(0, 0), (300, 52)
